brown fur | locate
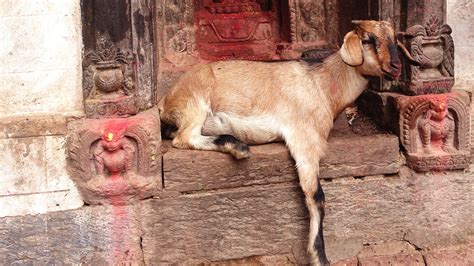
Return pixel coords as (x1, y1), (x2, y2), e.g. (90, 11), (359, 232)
(159, 20), (411, 265)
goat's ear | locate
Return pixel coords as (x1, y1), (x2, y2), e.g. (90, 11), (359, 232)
(340, 31), (363, 66)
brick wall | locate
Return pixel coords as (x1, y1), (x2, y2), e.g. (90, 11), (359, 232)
(0, 0), (84, 217)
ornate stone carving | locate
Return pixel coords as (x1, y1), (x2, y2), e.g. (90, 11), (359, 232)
(280, 0), (337, 59)
(400, 16), (455, 95)
(83, 34), (138, 118)
(194, 0), (278, 60)
(397, 90), (470, 171)
(66, 108), (161, 205)
(298, 1), (326, 43)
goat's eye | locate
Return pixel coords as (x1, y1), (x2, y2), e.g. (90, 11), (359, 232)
(362, 38), (375, 45)
(361, 36), (377, 46)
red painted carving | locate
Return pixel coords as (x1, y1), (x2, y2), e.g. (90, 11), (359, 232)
(397, 91), (470, 171)
(66, 108), (162, 205)
(195, 0), (281, 60)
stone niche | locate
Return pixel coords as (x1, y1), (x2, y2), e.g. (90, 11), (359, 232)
(157, 0), (339, 64)
(155, 0), (340, 96)
(66, 108), (162, 205)
(397, 91), (470, 171)
(359, 89), (471, 172)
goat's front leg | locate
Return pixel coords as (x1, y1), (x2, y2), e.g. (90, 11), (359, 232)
(286, 134), (329, 266)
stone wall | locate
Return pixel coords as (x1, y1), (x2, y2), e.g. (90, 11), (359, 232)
(447, 0), (474, 152)
(0, 0), (472, 218)
(0, 1), (84, 217)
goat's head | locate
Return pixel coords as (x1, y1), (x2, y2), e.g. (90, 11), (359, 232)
(340, 20), (418, 81)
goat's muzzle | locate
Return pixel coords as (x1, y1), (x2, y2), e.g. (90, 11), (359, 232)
(382, 61), (401, 81)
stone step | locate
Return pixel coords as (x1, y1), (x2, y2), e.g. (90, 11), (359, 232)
(161, 131), (401, 194)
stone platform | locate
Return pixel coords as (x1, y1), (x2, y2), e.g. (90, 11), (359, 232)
(0, 129), (472, 264)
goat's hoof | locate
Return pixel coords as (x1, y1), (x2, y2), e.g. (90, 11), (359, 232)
(232, 150), (251, 160)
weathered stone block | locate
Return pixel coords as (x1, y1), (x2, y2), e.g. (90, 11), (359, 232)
(0, 137), (47, 196)
(141, 184), (308, 264)
(0, 0), (79, 17)
(358, 253), (425, 266)
(0, 135), (83, 217)
(0, 69), (82, 116)
(0, 114), (72, 139)
(0, 1), (82, 116)
(0, 190), (83, 218)
(45, 136), (80, 191)
(66, 107), (162, 205)
(162, 132), (400, 193)
(422, 239), (474, 266)
(142, 170), (472, 264)
(0, 204), (143, 264)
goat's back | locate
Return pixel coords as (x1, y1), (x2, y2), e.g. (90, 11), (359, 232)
(160, 60), (320, 119)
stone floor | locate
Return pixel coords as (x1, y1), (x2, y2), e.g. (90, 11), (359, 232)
(208, 237), (474, 265)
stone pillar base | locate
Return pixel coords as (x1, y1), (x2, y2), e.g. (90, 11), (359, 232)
(66, 107), (162, 205)
(358, 89), (471, 172)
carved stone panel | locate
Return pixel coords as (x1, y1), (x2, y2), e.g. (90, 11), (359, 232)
(83, 34), (138, 118)
(195, 0), (281, 60)
(66, 107), (162, 205)
(400, 16), (455, 95)
(397, 90), (470, 171)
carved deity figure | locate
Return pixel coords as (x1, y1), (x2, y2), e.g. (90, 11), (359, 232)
(418, 100), (455, 154)
(93, 131), (135, 176)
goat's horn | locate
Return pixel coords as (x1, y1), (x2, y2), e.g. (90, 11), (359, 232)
(351, 20), (363, 25)
(397, 40), (421, 66)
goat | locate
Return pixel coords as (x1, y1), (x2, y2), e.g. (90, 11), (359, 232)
(158, 20), (418, 265)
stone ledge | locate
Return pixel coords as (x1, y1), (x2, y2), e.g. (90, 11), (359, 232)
(0, 169), (471, 265)
(0, 113), (83, 139)
(162, 132), (401, 193)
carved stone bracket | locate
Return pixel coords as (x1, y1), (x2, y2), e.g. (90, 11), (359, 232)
(400, 16), (455, 95)
(83, 34), (138, 118)
(397, 90), (470, 171)
(358, 90), (471, 172)
(66, 107), (161, 205)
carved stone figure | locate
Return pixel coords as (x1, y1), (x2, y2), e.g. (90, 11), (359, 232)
(66, 108), (161, 205)
(418, 100), (455, 154)
(83, 34), (138, 118)
(400, 15), (455, 95)
(93, 131), (136, 176)
(397, 91), (470, 171)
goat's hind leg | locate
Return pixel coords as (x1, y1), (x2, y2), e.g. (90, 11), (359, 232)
(172, 108), (250, 159)
(285, 135), (329, 265)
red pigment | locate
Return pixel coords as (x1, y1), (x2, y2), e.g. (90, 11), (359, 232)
(98, 118), (142, 263)
(194, 1), (282, 61)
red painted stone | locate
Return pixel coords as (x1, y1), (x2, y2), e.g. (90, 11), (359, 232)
(195, 0), (283, 61)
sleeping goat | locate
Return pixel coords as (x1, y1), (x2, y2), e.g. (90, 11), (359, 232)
(158, 20), (418, 265)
